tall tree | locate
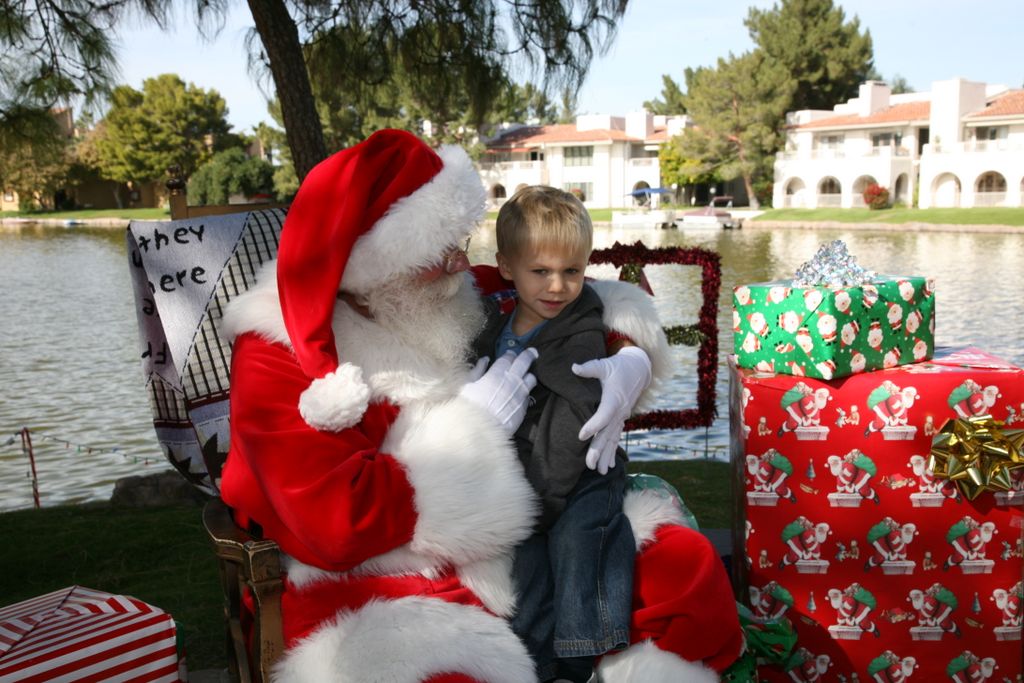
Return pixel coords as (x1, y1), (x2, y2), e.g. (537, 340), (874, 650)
(5, 0), (626, 181)
(94, 74), (238, 191)
(888, 74), (915, 94)
(491, 82), (561, 126)
(677, 52), (795, 209)
(0, 112), (71, 210)
(0, 0), (137, 128)
(643, 75), (686, 115)
(658, 134), (715, 199)
(232, 0), (628, 179)
(263, 72), (567, 199)
(745, 0), (873, 111)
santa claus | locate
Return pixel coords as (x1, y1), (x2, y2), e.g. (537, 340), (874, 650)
(218, 130), (742, 682)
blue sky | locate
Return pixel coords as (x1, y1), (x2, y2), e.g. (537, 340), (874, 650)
(115, 0), (1024, 133)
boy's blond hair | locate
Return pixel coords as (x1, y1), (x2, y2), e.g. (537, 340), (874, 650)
(496, 185), (593, 259)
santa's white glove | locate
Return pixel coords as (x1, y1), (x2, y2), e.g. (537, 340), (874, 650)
(573, 346), (652, 474)
(460, 349), (539, 436)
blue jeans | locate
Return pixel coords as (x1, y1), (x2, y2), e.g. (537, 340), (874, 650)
(511, 467), (635, 680)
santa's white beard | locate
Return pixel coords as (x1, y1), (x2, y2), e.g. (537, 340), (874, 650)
(363, 271), (485, 368)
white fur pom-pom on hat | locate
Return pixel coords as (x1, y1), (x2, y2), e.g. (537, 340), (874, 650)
(298, 363), (371, 432)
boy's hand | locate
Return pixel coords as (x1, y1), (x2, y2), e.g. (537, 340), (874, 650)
(460, 349), (539, 436)
(573, 346), (652, 474)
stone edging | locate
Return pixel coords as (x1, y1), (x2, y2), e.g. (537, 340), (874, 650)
(0, 217), (130, 228)
(747, 220), (1022, 234)
(4, 216), (1021, 235)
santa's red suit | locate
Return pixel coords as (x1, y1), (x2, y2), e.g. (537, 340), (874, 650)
(219, 130), (742, 682)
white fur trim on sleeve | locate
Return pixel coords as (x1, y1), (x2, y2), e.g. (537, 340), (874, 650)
(219, 259), (290, 344)
(623, 488), (692, 551)
(457, 553), (516, 618)
(598, 640), (719, 683)
(298, 363), (371, 432)
(589, 279), (672, 409)
(272, 596), (535, 683)
(383, 397), (539, 565)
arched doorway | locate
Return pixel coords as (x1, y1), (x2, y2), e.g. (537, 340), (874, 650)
(784, 178), (806, 208)
(893, 174), (909, 206)
(852, 175), (878, 208)
(931, 173), (961, 208)
(632, 180), (651, 206)
(974, 171), (1006, 206)
(817, 177), (842, 207)
(490, 184), (507, 201)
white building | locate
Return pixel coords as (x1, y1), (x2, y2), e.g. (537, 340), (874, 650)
(773, 78), (1024, 209)
(478, 112), (689, 209)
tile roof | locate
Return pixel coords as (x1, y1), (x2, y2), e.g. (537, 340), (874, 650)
(797, 101), (931, 129)
(966, 90), (1024, 118)
(487, 122), (669, 148)
(646, 126), (670, 142)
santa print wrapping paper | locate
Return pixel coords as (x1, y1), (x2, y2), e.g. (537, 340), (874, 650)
(729, 348), (1024, 683)
(733, 275), (936, 380)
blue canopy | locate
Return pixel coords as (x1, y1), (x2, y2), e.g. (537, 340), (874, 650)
(627, 187), (673, 196)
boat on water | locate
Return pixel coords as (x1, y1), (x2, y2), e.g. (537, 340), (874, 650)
(678, 196), (741, 230)
(611, 187), (678, 229)
(611, 208), (677, 230)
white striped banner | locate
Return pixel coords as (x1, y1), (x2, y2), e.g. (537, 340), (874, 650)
(0, 586), (184, 682)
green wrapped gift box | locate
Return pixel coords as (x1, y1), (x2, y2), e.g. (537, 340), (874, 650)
(732, 275), (935, 379)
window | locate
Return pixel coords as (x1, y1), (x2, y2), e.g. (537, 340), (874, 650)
(815, 134), (844, 150)
(564, 146), (593, 167)
(630, 143), (657, 158)
(2, 190), (13, 202)
(975, 126), (1007, 141)
(529, 150), (544, 162)
(871, 132), (901, 148)
(976, 172), (1006, 193)
(563, 182), (593, 202)
(819, 177), (841, 194)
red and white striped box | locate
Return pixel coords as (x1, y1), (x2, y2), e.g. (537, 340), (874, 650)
(0, 585), (185, 682)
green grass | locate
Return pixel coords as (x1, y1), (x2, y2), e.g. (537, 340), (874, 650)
(753, 206), (1024, 226)
(3, 207), (170, 220)
(631, 460), (732, 528)
(1, 501), (223, 670)
(0, 460), (729, 671)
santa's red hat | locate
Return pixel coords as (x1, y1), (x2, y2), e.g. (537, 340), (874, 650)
(276, 129), (486, 432)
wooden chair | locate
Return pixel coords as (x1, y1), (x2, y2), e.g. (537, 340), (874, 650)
(203, 498), (284, 683)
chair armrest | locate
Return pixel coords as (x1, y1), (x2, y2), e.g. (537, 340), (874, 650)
(203, 498), (284, 683)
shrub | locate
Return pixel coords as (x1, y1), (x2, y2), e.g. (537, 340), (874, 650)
(188, 148), (274, 205)
(752, 179), (774, 208)
(863, 183), (890, 210)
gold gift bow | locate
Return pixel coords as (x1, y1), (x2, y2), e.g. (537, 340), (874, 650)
(928, 415), (1024, 501)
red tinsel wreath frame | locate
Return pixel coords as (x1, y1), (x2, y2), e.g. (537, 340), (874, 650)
(589, 240), (721, 431)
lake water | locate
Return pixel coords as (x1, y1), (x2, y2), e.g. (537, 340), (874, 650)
(2, 222), (1022, 511)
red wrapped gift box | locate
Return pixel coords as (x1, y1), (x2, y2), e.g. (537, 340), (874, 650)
(729, 348), (1023, 682)
(0, 585), (184, 682)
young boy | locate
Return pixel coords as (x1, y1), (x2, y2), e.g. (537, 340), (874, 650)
(471, 185), (635, 683)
